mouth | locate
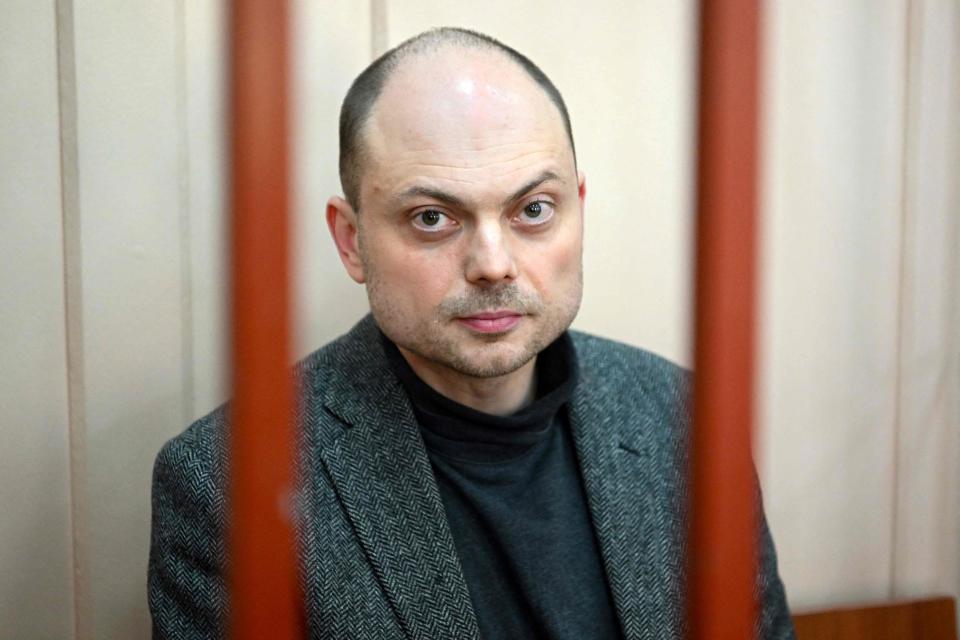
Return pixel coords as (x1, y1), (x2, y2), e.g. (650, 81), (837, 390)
(455, 310), (524, 334)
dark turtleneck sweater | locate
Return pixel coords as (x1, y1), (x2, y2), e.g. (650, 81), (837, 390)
(382, 332), (623, 639)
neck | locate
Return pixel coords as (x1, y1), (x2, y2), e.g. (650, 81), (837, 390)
(396, 347), (537, 416)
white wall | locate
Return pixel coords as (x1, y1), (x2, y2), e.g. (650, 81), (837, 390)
(760, 0), (907, 605)
(0, 3), (74, 638)
(888, 0), (960, 604)
(1, 1), (957, 637)
(758, 0), (960, 611)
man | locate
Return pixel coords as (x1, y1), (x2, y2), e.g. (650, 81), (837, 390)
(149, 27), (795, 639)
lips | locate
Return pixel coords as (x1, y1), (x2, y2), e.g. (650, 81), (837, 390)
(456, 310), (523, 333)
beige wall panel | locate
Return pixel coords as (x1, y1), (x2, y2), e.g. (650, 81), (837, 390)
(893, 0), (960, 603)
(0, 4), (74, 638)
(293, 0), (374, 361)
(758, 0), (906, 610)
(183, 0), (227, 419)
(73, 3), (186, 636)
(384, 1), (696, 367)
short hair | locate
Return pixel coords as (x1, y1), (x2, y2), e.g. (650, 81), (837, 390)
(338, 27), (577, 211)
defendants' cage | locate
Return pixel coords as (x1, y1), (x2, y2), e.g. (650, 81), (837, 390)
(225, 1), (760, 638)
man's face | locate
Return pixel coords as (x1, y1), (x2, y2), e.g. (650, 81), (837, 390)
(336, 49), (584, 380)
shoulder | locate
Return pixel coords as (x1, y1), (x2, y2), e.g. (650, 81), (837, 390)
(152, 404), (229, 516)
(568, 328), (692, 428)
(154, 316), (383, 480)
(570, 331), (692, 404)
(293, 321), (370, 394)
(294, 314), (392, 398)
(570, 329), (689, 379)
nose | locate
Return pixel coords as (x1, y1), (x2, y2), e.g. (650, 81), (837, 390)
(464, 219), (518, 285)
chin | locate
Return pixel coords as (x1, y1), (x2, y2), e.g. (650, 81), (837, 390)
(453, 334), (546, 378)
(451, 353), (534, 379)
(473, 353), (537, 378)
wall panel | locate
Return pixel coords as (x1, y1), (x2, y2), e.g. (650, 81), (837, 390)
(291, 0), (374, 362)
(759, 0), (907, 610)
(73, 3), (186, 636)
(183, 0), (227, 418)
(0, 4), (74, 638)
(892, 0), (960, 603)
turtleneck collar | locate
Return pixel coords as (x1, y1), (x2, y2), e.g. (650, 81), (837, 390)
(381, 330), (578, 464)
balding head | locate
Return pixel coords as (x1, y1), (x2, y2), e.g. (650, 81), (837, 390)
(338, 27), (576, 211)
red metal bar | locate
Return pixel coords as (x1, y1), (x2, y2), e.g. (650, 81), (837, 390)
(688, 1), (762, 639)
(228, 1), (300, 638)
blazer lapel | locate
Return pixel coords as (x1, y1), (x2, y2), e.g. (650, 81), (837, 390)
(313, 318), (480, 639)
(568, 367), (687, 639)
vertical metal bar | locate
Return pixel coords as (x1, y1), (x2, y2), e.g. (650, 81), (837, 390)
(688, 1), (761, 639)
(228, 0), (300, 638)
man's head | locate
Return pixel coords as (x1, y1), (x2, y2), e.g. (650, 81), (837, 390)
(327, 27), (585, 384)
(338, 28), (577, 212)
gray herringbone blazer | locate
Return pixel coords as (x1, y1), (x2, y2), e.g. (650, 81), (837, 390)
(149, 314), (795, 639)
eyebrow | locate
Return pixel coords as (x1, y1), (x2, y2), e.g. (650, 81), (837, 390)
(395, 185), (469, 209)
(393, 170), (565, 211)
(501, 170), (564, 207)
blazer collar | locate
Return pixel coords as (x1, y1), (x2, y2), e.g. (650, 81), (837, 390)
(312, 316), (481, 639)
(568, 368), (683, 638)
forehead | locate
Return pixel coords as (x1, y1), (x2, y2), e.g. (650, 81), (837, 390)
(362, 48), (574, 203)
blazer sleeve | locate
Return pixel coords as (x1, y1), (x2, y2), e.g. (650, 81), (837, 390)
(756, 491), (796, 640)
(148, 416), (228, 639)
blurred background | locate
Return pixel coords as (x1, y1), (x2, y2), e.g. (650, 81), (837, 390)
(2, 1), (958, 637)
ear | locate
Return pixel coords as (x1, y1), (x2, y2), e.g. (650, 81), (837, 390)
(577, 170), (587, 215)
(326, 196), (366, 284)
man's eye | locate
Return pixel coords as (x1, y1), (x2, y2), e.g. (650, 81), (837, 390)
(412, 209), (455, 232)
(518, 200), (555, 225)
